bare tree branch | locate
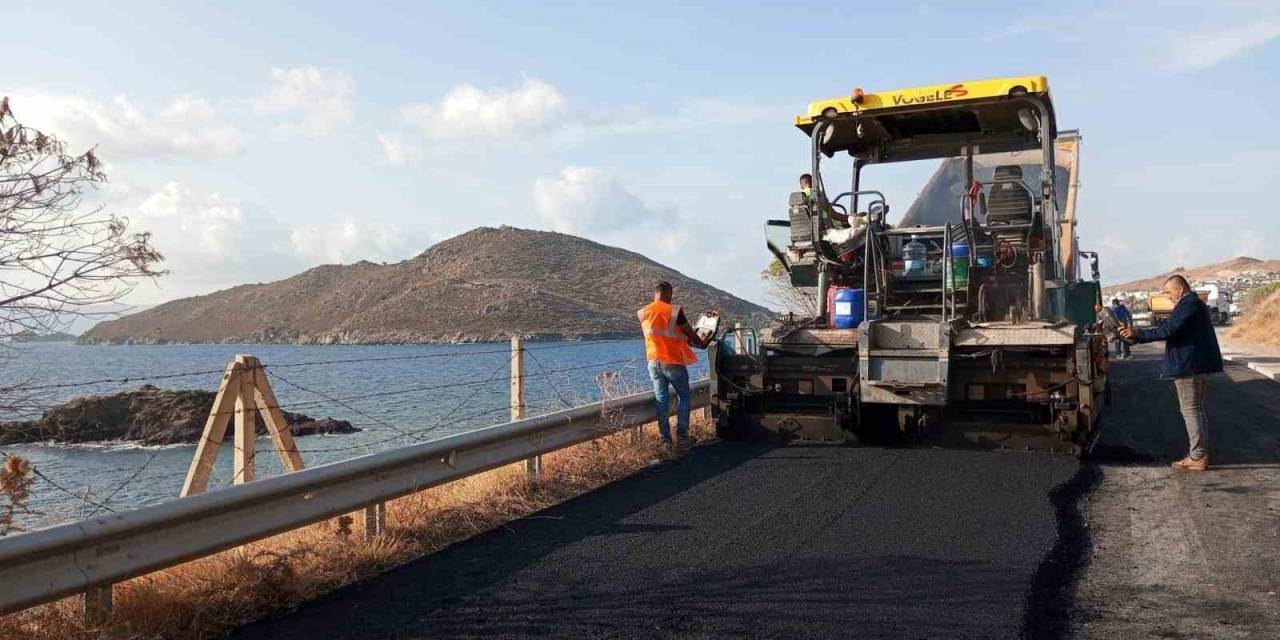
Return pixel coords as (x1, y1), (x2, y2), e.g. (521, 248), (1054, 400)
(761, 258), (817, 317)
(0, 96), (166, 413)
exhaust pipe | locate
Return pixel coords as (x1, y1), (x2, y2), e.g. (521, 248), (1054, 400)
(817, 266), (829, 323)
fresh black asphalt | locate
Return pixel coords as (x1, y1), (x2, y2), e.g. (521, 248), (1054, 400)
(1096, 347), (1280, 465)
(234, 441), (1080, 638)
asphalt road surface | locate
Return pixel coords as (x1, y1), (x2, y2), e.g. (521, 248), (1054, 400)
(235, 440), (1080, 638)
(235, 341), (1280, 640)
(1072, 345), (1280, 639)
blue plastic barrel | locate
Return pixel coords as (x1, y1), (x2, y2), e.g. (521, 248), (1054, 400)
(950, 243), (970, 260)
(832, 288), (865, 329)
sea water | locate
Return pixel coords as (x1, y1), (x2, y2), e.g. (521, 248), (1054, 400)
(0, 340), (706, 531)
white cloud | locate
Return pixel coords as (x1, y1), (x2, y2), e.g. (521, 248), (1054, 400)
(378, 80), (781, 165)
(254, 66), (355, 136)
(135, 183), (297, 288)
(127, 183), (414, 301)
(289, 216), (410, 265)
(1158, 19), (1280, 73)
(10, 93), (243, 160)
(531, 166), (767, 306)
(532, 166), (745, 284)
(400, 78), (566, 140)
(533, 166), (673, 235)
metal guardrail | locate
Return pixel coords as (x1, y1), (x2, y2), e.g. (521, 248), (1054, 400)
(0, 380), (710, 616)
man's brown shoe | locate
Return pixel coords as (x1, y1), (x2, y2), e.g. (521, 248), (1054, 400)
(1171, 455), (1208, 471)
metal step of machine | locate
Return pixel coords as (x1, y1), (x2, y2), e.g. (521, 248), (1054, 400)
(858, 320), (950, 407)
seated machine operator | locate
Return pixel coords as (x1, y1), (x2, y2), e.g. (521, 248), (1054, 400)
(799, 173), (848, 230)
(799, 173), (870, 259)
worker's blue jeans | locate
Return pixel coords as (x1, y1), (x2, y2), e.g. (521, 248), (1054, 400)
(647, 361), (691, 442)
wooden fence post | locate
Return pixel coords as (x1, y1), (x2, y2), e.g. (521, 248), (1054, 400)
(233, 355), (258, 484)
(512, 337), (540, 476)
(252, 358), (304, 474)
(182, 360), (242, 496)
(181, 354), (305, 496)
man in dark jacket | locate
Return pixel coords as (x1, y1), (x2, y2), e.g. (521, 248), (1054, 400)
(1120, 275), (1223, 470)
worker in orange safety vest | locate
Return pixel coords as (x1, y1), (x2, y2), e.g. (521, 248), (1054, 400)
(637, 281), (711, 445)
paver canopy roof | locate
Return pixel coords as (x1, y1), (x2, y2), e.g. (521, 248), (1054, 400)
(795, 76), (1055, 163)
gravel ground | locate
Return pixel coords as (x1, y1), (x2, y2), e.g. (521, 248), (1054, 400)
(1072, 344), (1280, 639)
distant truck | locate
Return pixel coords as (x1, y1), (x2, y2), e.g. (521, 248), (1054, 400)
(1200, 284), (1229, 324)
(1148, 290), (1216, 325)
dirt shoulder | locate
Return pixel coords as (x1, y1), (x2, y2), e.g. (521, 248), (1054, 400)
(1072, 345), (1280, 639)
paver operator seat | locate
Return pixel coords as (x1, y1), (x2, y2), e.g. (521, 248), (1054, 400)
(985, 165), (1034, 226)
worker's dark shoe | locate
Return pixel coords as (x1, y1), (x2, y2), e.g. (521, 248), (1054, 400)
(1171, 455), (1208, 471)
(677, 435), (698, 449)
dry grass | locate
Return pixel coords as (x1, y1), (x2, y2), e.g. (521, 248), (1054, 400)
(0, 416), (711, 639)
(1229, 288), (1280, 348)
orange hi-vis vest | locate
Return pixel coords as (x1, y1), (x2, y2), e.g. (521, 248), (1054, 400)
(638, 300), (698, 366)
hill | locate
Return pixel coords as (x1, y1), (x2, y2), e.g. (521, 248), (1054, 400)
(1103, 256), (1280, 295)
(79, 226), (770, 345)
(9, 330), (77, 343)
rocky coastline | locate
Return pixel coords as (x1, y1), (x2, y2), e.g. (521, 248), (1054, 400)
(0, 384), (359, 446)
(76, 329), (638, 346)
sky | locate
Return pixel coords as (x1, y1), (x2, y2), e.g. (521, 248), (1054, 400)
(5, 0), (1279, 308)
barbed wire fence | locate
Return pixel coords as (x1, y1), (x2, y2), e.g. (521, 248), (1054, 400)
(0, 338), (693, 530)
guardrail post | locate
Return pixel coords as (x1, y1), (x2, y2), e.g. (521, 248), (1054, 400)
(82, 584), (111, 624)
(512, 336), (540, 476)
(363, 501), (386, 541)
